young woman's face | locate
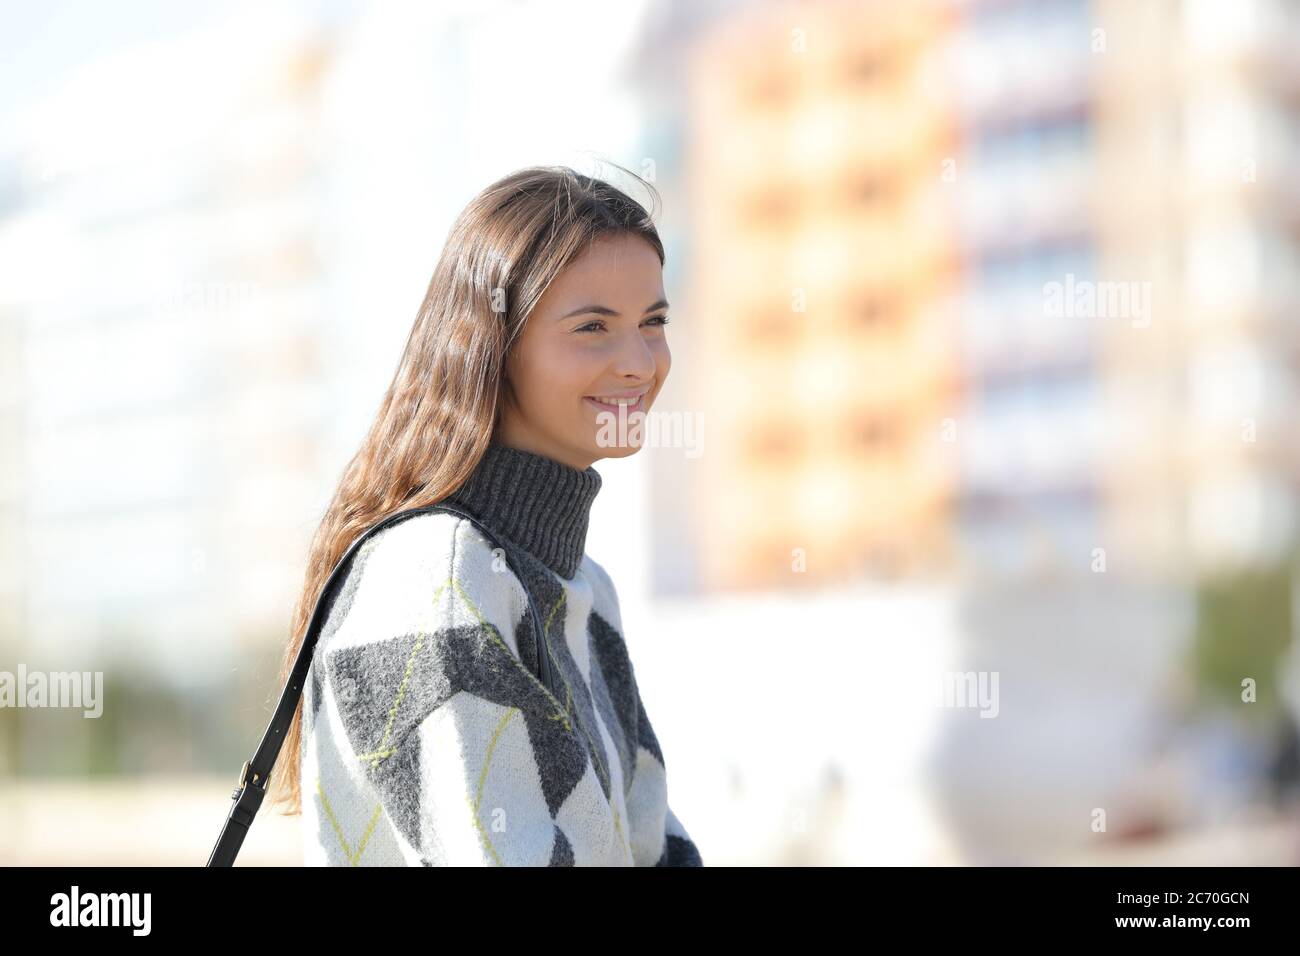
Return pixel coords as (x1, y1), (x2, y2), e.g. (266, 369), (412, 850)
(497, 232), (671, 470)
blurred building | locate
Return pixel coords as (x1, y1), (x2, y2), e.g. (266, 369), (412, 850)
(1100, 0), (1300, 578)
(675, 0), (1300, 592)
(952, 0), (1300, 583)
(945, 0), (1101, 582)
(953, 0), (1300, 583)
(685, 0), (960, 592)
(0, 17), (335, 693)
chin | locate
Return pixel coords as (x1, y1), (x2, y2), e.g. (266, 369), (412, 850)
(597, 442), (643, 459)
(586, 429), (648, 458)
(587, 409), (652, 458)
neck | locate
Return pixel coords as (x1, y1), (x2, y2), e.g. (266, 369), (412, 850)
(442, 440), (603, 579)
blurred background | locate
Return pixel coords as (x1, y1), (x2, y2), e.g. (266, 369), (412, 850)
(3, 0), (1300, 865)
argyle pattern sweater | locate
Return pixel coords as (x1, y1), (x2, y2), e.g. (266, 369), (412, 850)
(300, 441), (702, 866)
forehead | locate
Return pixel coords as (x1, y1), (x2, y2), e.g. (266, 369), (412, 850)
(541, 234), (663, 308)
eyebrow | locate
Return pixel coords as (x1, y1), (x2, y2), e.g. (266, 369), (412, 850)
(559, 298), (670, 320)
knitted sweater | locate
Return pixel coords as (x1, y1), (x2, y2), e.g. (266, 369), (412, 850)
(299, 441), (703, 866)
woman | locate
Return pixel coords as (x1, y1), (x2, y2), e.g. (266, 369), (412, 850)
(270, 164), (703, 866)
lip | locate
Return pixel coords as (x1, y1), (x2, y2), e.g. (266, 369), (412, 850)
(584, 391), (648, 414)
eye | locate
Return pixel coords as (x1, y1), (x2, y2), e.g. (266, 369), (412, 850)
(574, 315), (671, 333)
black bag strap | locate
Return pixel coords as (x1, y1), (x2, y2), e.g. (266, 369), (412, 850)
(205, 501), (554, 867)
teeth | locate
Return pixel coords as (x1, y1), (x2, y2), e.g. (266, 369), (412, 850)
(592, 395), (640, 405)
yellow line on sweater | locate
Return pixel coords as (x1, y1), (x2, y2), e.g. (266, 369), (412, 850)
(536, 589), (629, 858)
(466, 706), (519, 866)
(317, 775), (385, 865)
(451, 575), (571, 732)
(357, 579), (450, 769)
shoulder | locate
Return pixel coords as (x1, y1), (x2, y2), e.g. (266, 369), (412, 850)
(309, 511), (534, 766)
(320, 510), (529, 657)
(366, 509), (514, 584)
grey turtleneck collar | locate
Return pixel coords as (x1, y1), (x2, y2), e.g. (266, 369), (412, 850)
(441, 441), (602, 579)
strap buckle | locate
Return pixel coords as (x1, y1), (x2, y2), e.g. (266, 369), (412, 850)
(232, 759), (267, 801)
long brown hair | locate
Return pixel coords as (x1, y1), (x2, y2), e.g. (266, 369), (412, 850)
(267, 163), (664, 814)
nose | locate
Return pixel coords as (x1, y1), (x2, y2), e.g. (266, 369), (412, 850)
(611, 326), (658, 381)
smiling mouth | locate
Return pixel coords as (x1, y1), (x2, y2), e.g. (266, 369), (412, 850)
(584, 393), (646, 414)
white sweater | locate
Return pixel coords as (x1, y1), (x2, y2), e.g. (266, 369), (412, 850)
(299, 442), (702, 866)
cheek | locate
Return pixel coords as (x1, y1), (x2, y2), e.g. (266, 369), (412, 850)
(521, 336), (600, 401)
